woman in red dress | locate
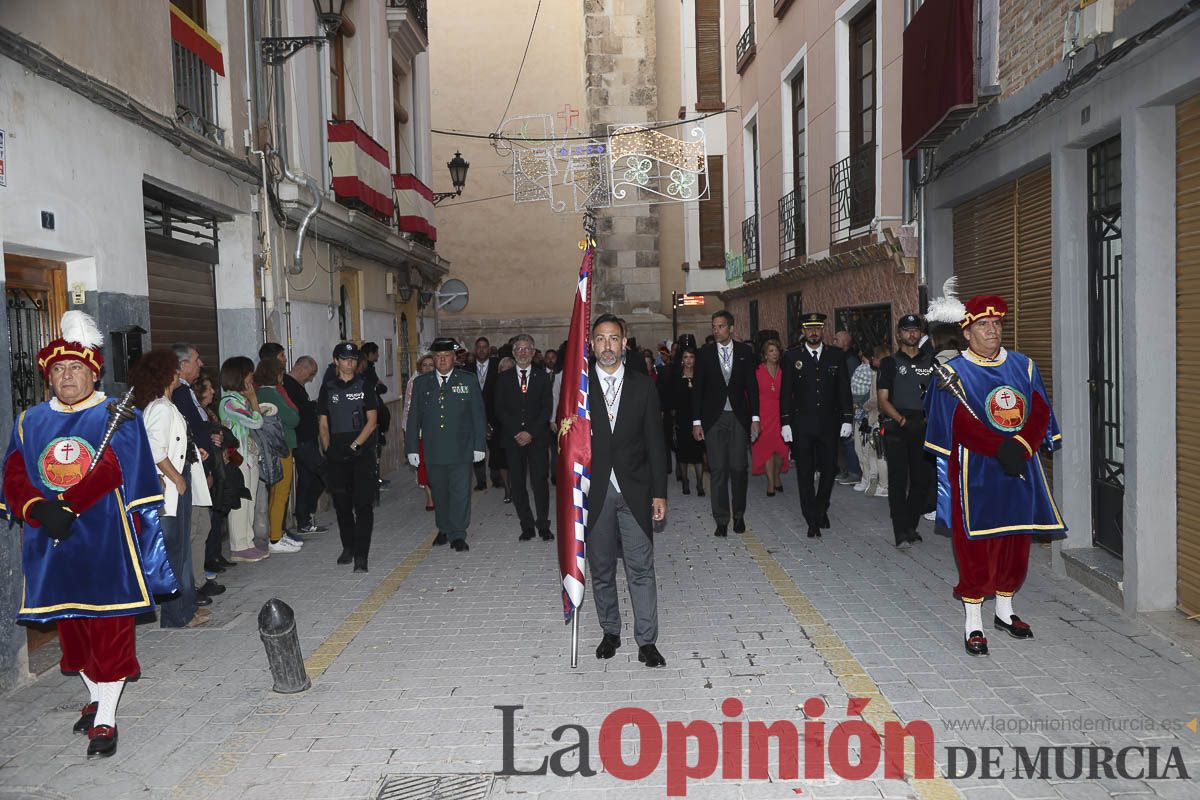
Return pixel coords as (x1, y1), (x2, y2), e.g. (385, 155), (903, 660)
(751, 339), (789, 495)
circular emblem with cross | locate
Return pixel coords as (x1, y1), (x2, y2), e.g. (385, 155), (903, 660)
(38, 436), (96, 491)
(985, 386), (1028, 432)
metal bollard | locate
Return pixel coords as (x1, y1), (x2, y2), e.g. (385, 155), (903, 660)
(258, 598), (311, 693)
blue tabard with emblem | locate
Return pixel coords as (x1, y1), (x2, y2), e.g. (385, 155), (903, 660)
(0, 395), (179, 622)
(923, 348), (1067, 540)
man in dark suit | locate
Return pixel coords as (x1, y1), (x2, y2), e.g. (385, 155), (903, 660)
(471, 337), (502, 491)
(691, 310), (760, 537)
(780, 313), (854, 538)
(495, 333), (555, 541)
(588, 314), (669, 668)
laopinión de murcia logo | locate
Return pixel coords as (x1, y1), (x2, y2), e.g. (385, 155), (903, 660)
(496, 699), (1192, 796)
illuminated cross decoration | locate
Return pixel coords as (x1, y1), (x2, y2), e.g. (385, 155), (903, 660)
(556, 104), (580, 130)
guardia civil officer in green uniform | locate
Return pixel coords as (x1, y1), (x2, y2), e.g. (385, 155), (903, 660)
(405, 338), (487, 552)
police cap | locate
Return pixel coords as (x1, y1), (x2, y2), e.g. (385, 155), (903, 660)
(430, 337), (458, 352)
(898, 314), (923, 330)
(332, 341), (360, 360)
(800, 312), (827, 328)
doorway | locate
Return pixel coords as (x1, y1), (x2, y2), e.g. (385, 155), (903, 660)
(3, 254), (68, 668)
(1087, 135), (1125, 557)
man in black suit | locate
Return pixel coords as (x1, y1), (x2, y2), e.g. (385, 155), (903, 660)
(588, 314), (669, 668)
(691, 310), (760, 537)
(495, 333), (555, 541)
(780, 313), (854, 538)
(472, 336), (502, 491)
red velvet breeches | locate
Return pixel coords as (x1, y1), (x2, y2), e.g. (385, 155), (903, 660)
(57, 616), (140, 682)
(952, 528), (1031, 602)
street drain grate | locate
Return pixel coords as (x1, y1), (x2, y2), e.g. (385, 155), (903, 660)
(371, 773), (494, 800)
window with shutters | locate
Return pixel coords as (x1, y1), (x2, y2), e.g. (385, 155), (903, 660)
(330, 31), (346, 121)
(698, 155), (725, 268)
(695, 0), (723, 111)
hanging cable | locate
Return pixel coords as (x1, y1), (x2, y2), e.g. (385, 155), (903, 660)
(497, 0), (543, 131)
(439, 107), (738, 143)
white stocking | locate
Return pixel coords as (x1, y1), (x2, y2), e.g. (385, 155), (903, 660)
(964, 601), (983, 637)
(995, 594), (1015, 624)
(94, 680), (125, 729)
(79, 672), (99, 704)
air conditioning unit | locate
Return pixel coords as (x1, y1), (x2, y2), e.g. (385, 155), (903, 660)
(385, 271), (398, 296)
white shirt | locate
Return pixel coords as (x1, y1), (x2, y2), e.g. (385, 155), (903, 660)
(693, 341), (761, 426)
(437, 369), (454, 388)
(598, 363), (625, 493)
(806, 343), (824, 362)
(476, 359), (489, 388)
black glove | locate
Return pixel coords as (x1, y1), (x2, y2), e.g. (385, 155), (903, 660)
(996, 438), (1027, 478)
(28, 500), (78, 541)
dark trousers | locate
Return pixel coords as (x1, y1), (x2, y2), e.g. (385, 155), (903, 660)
(792, 428), (838, 527)
(206, 509), (226, 564)
(504, 437), (551, 533)
(429, 462), (473, 540)
(327, 452), (376, 559)
(159, 482), (196, 628)
(587, 490), (658, 646)
(293, 440), (326, 524)
(883, 420), (934, 543)
(705, 411), (749, 525)
(474, 439), (504, 487)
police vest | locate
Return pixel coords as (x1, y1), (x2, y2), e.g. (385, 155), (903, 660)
(325, 377), (369, 435)
(891, 351), (935, 413)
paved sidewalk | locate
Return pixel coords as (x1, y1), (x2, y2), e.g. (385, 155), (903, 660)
(0, 470), (1196, 800)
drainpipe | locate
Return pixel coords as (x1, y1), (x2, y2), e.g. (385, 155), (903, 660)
(269, 0), (321, 277)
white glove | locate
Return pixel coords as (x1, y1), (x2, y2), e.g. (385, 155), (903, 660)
(840, 423), (853, 439)
(473, 450), (486, 463)
(407, 453), (420, 469)
(781, 425), (793, 443)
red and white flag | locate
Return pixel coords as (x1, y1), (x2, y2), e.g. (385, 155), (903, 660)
(555, 248), (593, 623)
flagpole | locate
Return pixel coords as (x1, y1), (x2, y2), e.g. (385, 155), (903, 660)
(572, 208), (597, 671)
(570, 608), (580, 669)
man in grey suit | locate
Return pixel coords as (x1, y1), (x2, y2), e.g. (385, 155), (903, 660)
(587, 314), (669, 668)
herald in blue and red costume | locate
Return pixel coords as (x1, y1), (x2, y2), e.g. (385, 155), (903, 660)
(0, 311), (177, 758)
(923, 295), (1065, 657)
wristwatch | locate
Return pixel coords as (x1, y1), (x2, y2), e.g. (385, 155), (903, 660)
(350, 442), (360, 452)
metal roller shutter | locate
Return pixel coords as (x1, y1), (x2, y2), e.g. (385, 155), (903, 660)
(952, 181), (1016, 351)
(147, 250), (221, 372)
(1176, 93), (1200, 617)
(1015, 166), (1054, 484)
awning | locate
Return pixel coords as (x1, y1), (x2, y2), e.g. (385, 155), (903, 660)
(901, 0), (975, 158)
(169, 3), (225, 76)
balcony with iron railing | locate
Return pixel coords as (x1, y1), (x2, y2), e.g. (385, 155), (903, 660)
(386, 0), (427, 36)
(778, 184), (806, 267)
(741, 214), (759, 280)
(829, 144), (876, 245)
(172, 41), (223, 144)
(736, 21), (756, 73)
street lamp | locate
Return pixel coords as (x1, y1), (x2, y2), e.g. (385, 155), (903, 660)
(431, 152), (471, 205)
(261, 0), (347, 65)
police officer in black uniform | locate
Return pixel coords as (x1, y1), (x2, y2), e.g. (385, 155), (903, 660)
(318, 342), (379, 572)
(876, 314), (936, 547)
(780, 312), (853, 539)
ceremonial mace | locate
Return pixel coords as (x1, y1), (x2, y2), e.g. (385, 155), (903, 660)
(52, 388), (136, 547)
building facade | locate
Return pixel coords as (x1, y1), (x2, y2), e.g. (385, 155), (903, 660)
(426, 0), (712, 353)
(906, 0), (1200, 615)
(716, 0), (919, 351)
(0, 0), (445, 691)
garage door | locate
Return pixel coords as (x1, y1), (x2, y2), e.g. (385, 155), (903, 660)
(147, 250), (220, 372)
(1175, 93), (1200, 617)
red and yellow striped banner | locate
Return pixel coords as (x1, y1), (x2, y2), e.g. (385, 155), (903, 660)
(169, 3), (225, 76)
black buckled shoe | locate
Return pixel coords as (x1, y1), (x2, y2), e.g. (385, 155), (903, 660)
(519, 530), (535, 541)
(353, 558), (368, 573)
(964, 630), (990, 657)
(86, 725), (118, 758)
(336, 549), (353, 565)
(714, 524), (728, 538)
(637, 644), (666, 668)
(451, 539), (470, 552)
(732, 517), (746, 534)
(595, 633), (620, 659)
(539, 529), (554, 541)
(198, 580), (226, 597)
(807, 525), (821, 539)
(195, 593), (213, 606)
(994, 615), (1034, 639)
(73, 702), (98, 734)
(433, 533), (448, 546)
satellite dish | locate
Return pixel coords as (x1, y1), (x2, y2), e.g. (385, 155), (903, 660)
(437, 278), (469, 312)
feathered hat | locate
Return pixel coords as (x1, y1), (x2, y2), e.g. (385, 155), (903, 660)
(38, 311), (105, 377)
(925, 277), (967, 326)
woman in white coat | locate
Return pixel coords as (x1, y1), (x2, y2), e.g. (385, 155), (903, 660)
(131, 349), (210, 628)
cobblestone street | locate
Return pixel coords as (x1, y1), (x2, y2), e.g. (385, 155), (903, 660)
(0, 471), (1198, 800)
